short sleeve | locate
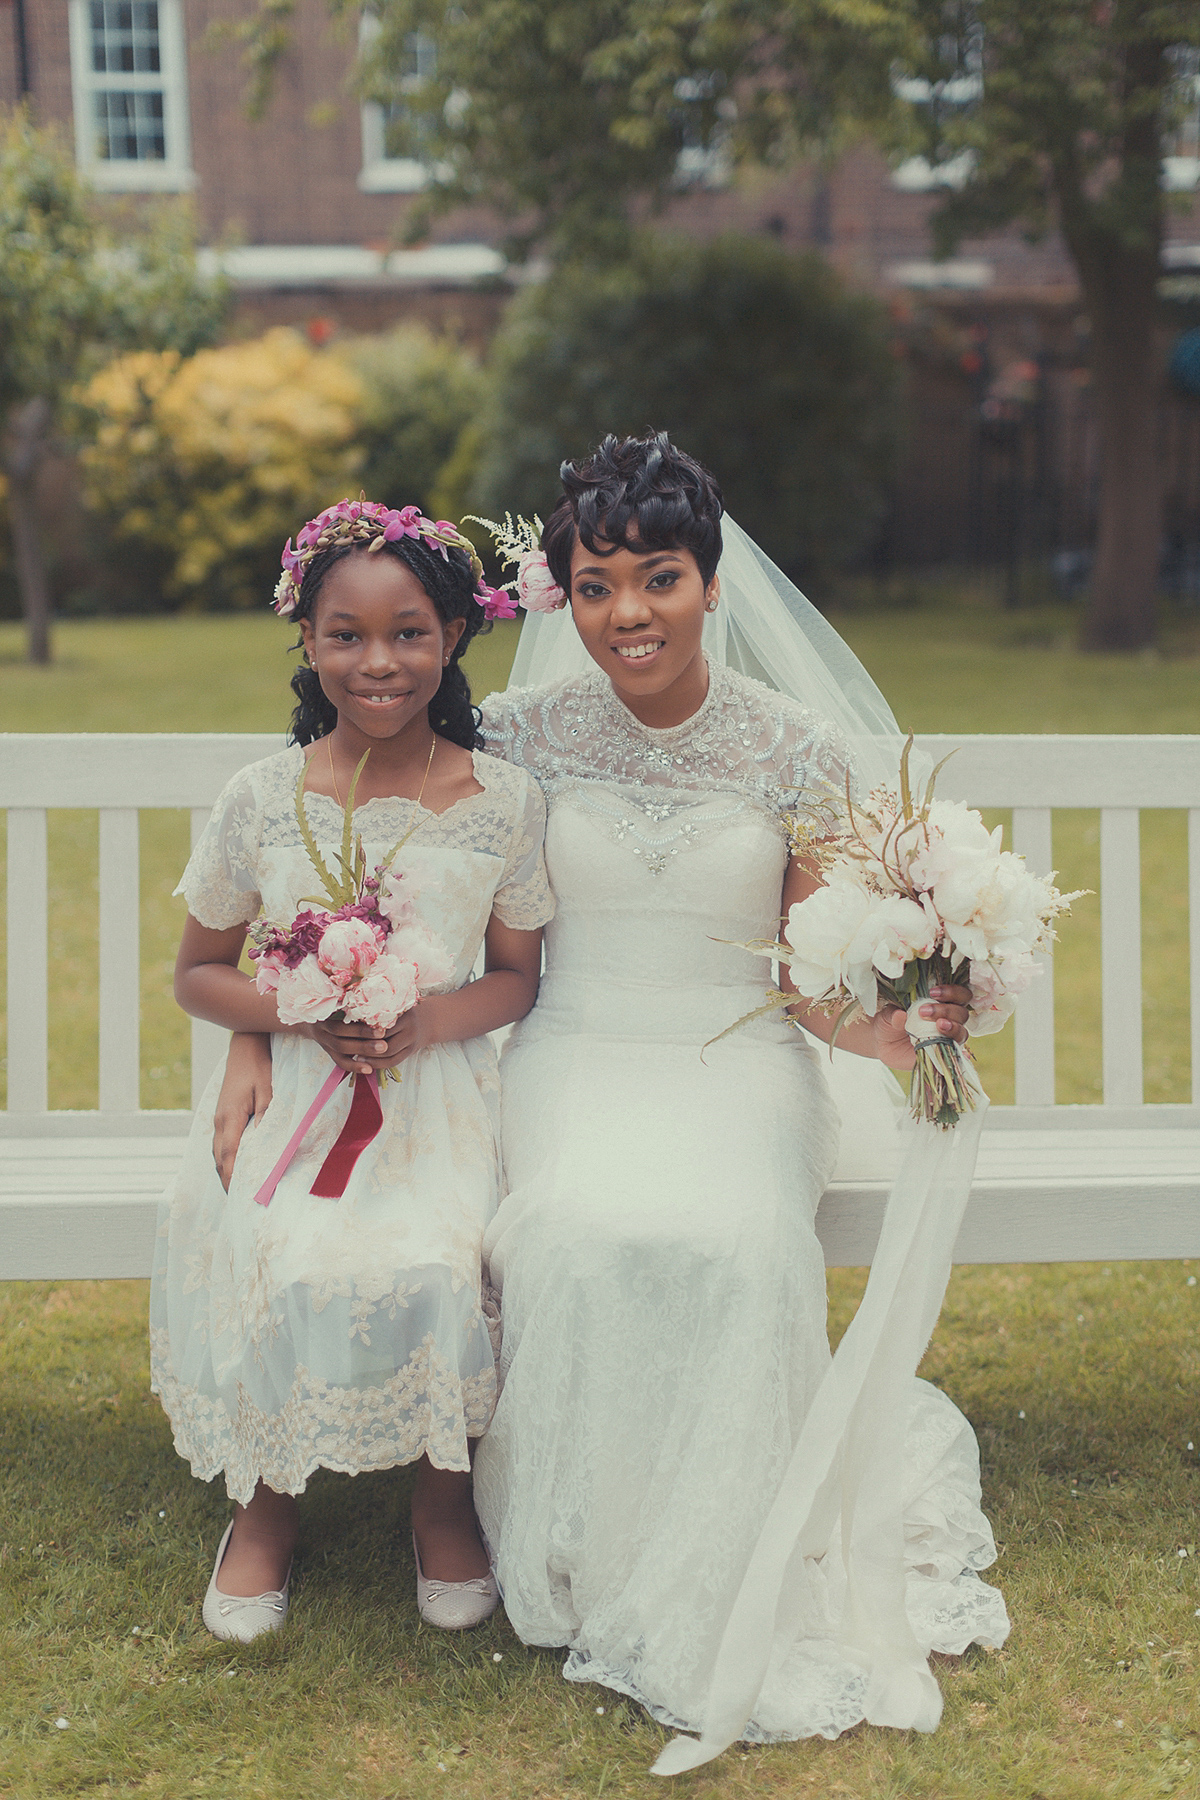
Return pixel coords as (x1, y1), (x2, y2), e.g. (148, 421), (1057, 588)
(478, 693), (518, 764)
(778, 710), (857, 816)
(491, 770), (554, 932)
(174, 769), (264, 930)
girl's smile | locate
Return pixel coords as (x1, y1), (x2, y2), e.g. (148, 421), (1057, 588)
(297, 554), (465, 771)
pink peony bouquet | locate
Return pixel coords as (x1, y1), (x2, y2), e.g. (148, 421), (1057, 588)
(716, 739), (1083, 1128)
(248, 750), (452, 1074)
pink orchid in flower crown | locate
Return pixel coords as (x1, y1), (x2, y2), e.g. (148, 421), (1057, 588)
(477, 584), (520, 622)
(270, 496), (507, 619)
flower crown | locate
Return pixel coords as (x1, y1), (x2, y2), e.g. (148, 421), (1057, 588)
(465, 512), (568, 612)
(272, 498), (516, 622)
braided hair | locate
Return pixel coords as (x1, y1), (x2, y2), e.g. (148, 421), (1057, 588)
(287, 535), (488, 749)
(543, 432), (724, 593)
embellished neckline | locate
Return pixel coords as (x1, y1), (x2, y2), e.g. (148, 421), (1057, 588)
(600, 658), (724, 746)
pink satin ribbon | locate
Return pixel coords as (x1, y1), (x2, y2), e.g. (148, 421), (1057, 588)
(252, 1066), (382, 1207)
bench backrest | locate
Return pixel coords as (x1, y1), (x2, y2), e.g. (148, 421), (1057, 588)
(3, 732), (1200, 1133)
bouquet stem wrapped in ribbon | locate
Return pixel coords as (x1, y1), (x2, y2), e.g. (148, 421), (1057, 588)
(246, 750), (452, 1205)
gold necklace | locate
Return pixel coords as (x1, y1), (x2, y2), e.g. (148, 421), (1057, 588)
(326, 734), (437, 811)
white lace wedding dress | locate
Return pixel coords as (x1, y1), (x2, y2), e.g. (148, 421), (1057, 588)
(475, 661), (1009, 1742)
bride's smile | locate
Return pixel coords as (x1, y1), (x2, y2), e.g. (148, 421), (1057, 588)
(567, 541), (720, 728)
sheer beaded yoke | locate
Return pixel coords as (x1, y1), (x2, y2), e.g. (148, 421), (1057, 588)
(482, 658), (849, 822)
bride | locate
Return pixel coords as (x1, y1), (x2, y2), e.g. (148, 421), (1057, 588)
(472, 433), (1009, 1759)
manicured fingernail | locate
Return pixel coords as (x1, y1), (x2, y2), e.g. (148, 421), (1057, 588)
(920, 1005), (934, 1017)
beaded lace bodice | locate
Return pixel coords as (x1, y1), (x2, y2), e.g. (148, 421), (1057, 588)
(480, 662), (849, 879)
(481, 660), (847, 808)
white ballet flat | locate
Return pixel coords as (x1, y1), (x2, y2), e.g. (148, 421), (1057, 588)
(201, 1520), (291, 1644)
(412, 1530), (500, 1630)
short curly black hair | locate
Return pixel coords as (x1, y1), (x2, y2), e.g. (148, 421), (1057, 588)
(542, 432), (724, 594)
(286, 536), (488, 750)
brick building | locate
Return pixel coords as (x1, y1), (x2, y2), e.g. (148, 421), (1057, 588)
(3, 1), (1200, 573)
(11, 0), (1191, 314)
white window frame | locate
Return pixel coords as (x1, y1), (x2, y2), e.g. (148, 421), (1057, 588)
(890, 8), (983, 194)
(357, 13), (430, 195)
(1164, 44), (1200, 192)
(68, 0), (196, 192)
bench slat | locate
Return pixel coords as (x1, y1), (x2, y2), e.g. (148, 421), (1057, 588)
(6, 733), (1200, 809)
(1191, 809), (1200, 1106)
(1101, 808), (1143, 1106)
(916, 734), (1200, 808)
(188, 806), (230, 1108)
(4, 1159), (1194, 1288)
(6, 808), (48, 1114)
(99, 808), (140, 1113)
(1011, 807), (1055, 1106)
(0, 734), (281, 808)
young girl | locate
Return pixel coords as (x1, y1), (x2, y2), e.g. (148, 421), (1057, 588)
(149, 500), (552, 1643)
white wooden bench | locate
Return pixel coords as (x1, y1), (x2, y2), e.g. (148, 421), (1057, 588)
(3, 732), (1200, 1278)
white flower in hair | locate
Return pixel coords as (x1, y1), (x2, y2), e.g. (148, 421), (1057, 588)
(465, 511), (568, 612)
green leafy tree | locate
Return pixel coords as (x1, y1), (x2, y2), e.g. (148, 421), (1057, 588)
(890, 2), (1200, 648)
(331, 0), (1200, 649)
(0, 110), (226, 661)
(472, 232), (900, 579)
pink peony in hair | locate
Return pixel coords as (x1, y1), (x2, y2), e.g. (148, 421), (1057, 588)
(517, 549), (567, 612)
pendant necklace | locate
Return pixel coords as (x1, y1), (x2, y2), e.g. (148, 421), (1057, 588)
(326, 733), (437, 810)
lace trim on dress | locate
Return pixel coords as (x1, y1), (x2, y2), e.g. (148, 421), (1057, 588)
(149, 1326), (497, 1503)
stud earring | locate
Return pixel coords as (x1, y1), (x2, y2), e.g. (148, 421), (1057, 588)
(705, 600), (719, 613)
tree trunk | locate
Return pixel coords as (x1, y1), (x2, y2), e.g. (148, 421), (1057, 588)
(1078, 247), (1164, 651)
(3, 396), (53, 665)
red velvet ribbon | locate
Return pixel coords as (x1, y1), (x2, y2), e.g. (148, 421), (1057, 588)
(309, 1070), (383, 1198)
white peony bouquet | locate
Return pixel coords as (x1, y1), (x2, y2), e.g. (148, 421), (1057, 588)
(720, 739), (1083, 1128)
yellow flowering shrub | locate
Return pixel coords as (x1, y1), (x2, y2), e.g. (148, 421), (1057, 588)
(80, 328), (365, 609)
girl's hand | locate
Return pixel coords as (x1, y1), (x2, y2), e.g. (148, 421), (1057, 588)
(213, 1032), (273, 1191)
(872, 985), (972, 1071)
(305, 1001), (446, 1074)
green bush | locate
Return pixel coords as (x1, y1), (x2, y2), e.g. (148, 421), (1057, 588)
(342, 325), (486, 520)
(74, 324), (484, 614)
(471, 233), (901, 581)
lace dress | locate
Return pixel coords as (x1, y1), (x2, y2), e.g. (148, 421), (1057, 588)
(149, 745), (553, 1505)
(475, 661), (1009, 1742)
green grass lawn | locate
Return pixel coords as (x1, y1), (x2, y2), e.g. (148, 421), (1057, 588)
(2, 599), (1199, 1798)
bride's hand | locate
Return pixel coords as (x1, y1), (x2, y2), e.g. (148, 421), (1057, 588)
(872, 985), (972, 1070)
(213, 1032), (273, 1191)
